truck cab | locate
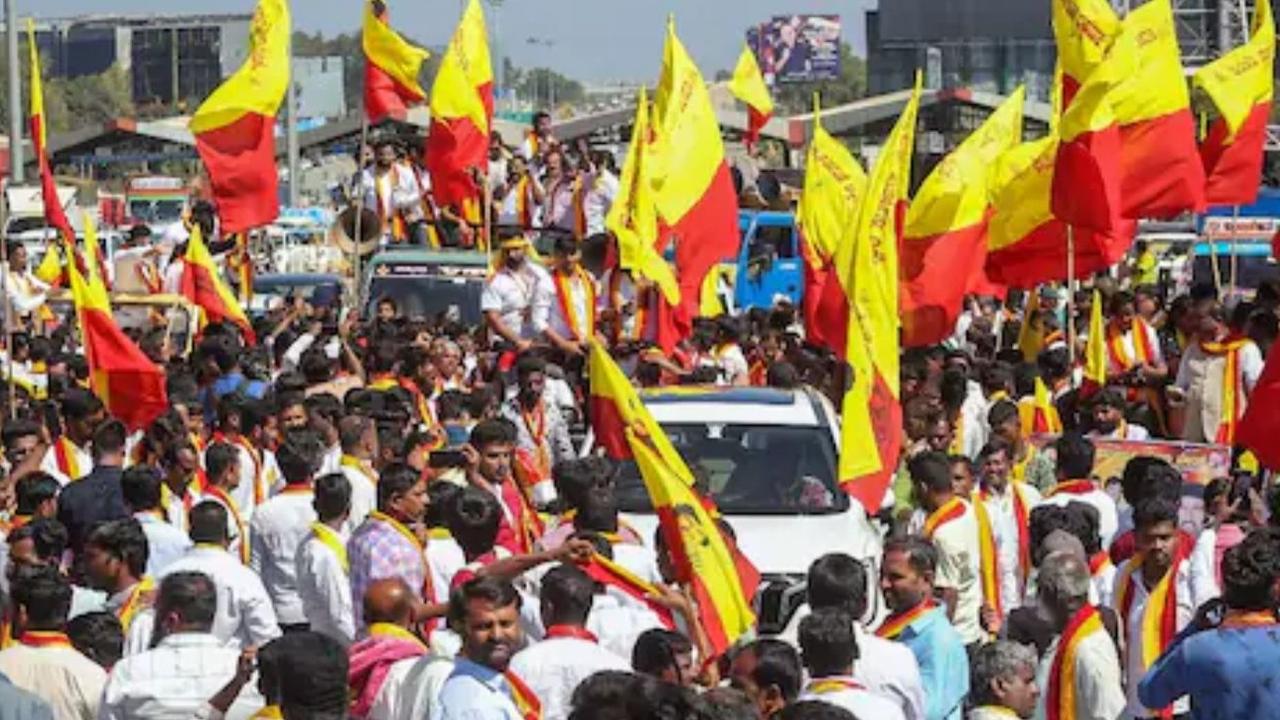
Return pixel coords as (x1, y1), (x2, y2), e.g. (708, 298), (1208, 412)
(736, 210), (802, 312)
(125, 176), (187, 227)
(361, 249), (489, 325)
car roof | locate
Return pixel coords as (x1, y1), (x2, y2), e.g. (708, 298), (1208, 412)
(738, 210), (795, 226)
(640, 386), (827, 427)
(367, 249), (490, 266)
(641, 386), (797, 405)
(254, 273), (342, 286)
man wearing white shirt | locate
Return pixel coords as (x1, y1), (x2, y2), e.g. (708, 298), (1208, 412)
(361, 140), (425, 244)
(796, 608), (907, 720)
(4, 243), (50, 327)
(540, 236), (597, 357)
(976, 439), (1042, 617)
(509, 565), (630, 720)
(1088, 387), (1152, 441)
(481, 234), (551, 350)
(99, 571), (266, 719)
(249, 430), (323, 631)
(337, 416), (379, 533)
(121, 466), (191, 576)
(38, 389), (101, 485)
(154, 501), (282, 650)
(1174, 297), (1265, 443)
(297, 473), (356, 646)
(1038, 433), (1120, 549)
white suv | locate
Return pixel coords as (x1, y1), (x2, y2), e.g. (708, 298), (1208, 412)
(587, 385), (886, 635)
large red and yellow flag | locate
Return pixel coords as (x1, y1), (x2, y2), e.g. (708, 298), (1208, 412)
(985, 136), (1134, 287)
(902, 87), (1024, 348)
(181, 226), (256, 344)
(189, 0), (289, 234)
(1194, 0), (1275, 207)
(650, 18), (740, 331)
(68, 216), (168, 432)
(727, 45), (774, 151)
(1051, 0), (1121, 105)
(1109, 0), (1206, 219)
(839, 77), (921, 511)
(27, 20), (74, 248)
(425, 0), (492, 220)
(604, 87), (682, 351)
(587, 341), (759, 656)
(796, 96), (866, 355)
(363, 0), (430, 122)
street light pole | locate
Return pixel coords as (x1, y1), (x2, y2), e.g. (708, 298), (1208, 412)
(6, 0), (22, 183)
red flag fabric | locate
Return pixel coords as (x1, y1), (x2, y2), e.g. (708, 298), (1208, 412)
(1201, 106), (1271, 207)
(1238, 342), (1280, 470)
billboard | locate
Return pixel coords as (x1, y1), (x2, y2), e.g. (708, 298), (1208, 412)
(746, 15), (842, 84)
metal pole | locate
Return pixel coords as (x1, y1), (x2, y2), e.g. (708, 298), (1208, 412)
(286, 53), (299, 207)
(1230, 204), (1240, 298)
(0, 191), (13, 418)
(1067, 225), (1077, 369)
(352, 115), (369, 312)
(7, 0), (22, 183)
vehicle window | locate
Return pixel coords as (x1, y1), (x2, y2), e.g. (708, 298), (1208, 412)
(614, 423), (846, 515)
(747, 225), (795, 261)
(1192, 255), (1276, 291)
(7, 217), (47, 235)
(366, 276), (484, 325)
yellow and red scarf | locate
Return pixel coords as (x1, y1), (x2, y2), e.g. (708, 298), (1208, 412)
(980, 484), (1033, 589)
(515, 176), (535, 229)
(116, 576), (156, 634)
(1020, 377), (1063, 435)
(923, 497), (966, 539)
(1201, 336), (1250, 445)
(202, 484), (250, 564)
(504, 668), (543, 720)
(367, 622), (429, 652)
(212, 432), (266, 506)
(18, 630), (72, 649)
(876, 599), (937, 639)
(375, 169), (409, 242)
(970, 493), (1004, 619)
(1088, 551), (1113, 578)
(805, 677), (865, 694)
(1045, 604), (1106, 720)
(1115, 552), (1184, 719)
(1048, 479), (1097, 498)
(53, 436), (82, 481)
(552, 267), (596, 342)
(368, 511), (436, 614)
(1107, 320), (1155, 372)
(309, 522), (348, 574)
(948, 413), (966, 456)
(519, 403), (552, 480)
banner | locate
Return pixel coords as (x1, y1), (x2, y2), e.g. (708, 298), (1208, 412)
(746, 15), (842, 84)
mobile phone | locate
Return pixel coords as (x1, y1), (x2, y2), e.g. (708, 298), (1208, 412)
(428, 449), (467, 469)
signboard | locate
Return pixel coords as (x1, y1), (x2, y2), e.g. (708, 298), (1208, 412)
(746, 15), (843, 84)
(1200, 216), (1280, 242)
(1030, 436), (1231, 487)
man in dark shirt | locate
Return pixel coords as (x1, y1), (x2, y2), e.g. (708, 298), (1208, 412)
(56, 419), (129, 559)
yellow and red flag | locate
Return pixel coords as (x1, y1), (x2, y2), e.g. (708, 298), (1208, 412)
(604, 87), (683, 351)
(27, 20), (74, 249)
(68, 216), (168, 432)
(1050, 41), (1128, 233)
(985, 137), (1134, 287)
(902, 87), (1024, 348)
(1193, 0), (1275, 206)
(587, 341), (759, 657)
(839, 76), (921, 511)
(1020, 377), (1064, 435)
(1017, 287), (1045, 363)
(796, 95), (866, 355)
(362, 0), (430, 122)
(181, 226), (256, 345)
(727, 45), (774, 151)
(189, 0), (289, 234)
(1083, 288), (1108, 391)
(649, 18), (740, 333)
(1051, 0), (1121, 106)
(1109, 0), (1206, 219)
(425, 0), (493, 221)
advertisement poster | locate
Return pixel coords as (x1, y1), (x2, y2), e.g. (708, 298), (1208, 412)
(746, 15), (843, 84)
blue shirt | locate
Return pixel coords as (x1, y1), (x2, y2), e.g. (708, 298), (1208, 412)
(0, 672), (53, 720)
(896, 607), (969, 720)
(430, 658), (524, 720)
(200, 372), (269, 424)
(1139, 623), (1280, 720)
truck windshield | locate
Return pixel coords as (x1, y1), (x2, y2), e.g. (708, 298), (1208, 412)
(614, 423), (847, 515)
(365, 275), (484, 325)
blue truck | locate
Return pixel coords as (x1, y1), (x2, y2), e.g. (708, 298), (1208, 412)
(732, 210), (803, 312)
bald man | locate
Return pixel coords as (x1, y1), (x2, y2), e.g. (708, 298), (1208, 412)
(349, 579), (433, 719)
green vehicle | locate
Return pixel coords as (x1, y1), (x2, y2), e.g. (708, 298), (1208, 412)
(361, 249), (490, 325)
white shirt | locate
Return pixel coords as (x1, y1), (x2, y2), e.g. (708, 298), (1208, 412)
(0, 640), (106, 720)
(134, 512), (192, 577)
(584, 171), (618, 236)
(38, 441), (93, 485)
(1033, 622), (1125, 720)
(929, 501), (984, 644)
(1040, 484), (1120, 549)
(798, 676), (908, 720)
(481, 264), (552, 343)
(6, 268), (49, 315)
(98, 632), (266, 720)
(340, 462), (379, 534)
(361, 164), (424, 230)
(979, 481), (1042, 616)
(509, 634), (630, 720)
(1113, 558), (1217, 718)
(426, 535), (466, 605)
(957, 390), (989, 460)
(541, 269), (596, 342)
(296, 528), (356, 647)
(585, 591), (667, 662)
(160, 545), (282, 649)
(367, 653), (455, 720)
(248, 488), (316, 627)
(610, 543), (664, 587)
(707, 344), (750, 386)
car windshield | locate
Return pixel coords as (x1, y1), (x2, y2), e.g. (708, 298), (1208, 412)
(366, 275), (484, 325)
(614, 423), (847, 515)
(129, 199), (185, 224)
(1192, 254), (1275, 291)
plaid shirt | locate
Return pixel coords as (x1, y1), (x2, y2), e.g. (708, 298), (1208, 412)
(348, 516), (425, 631)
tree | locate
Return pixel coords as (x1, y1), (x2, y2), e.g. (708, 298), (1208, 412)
(767, 43), (868, 115)
(516, 67), (584, 109)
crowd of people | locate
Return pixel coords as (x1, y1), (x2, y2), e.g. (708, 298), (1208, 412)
(2, 113), (1280, 720)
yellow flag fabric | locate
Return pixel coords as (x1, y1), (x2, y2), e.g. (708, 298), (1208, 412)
(363, 0), (429, 99)
(728, 45), (774, 117)
(906, 86), (1024, 239)
(839, 76), (921, 492)
(430, 18), (489, 134)
(456, 0), (494, 91)
(798, 97), (867, 277)
(26, 20), (43, 148)
(587, 341), (757, 654)
(1108, 0), (1190, 124)
(1085, 288), (1107, 386)
(987, 137), (1060, 255)
(1193, 0), (1275, 138)
(82, 213), (108, 291)
(650, 17), (728, 223)
(189, 0), (290, 134)
(1050, 61), (1064, 132)
(1051, 0), (1121, 87)
(34, 245), (62, 286)
(606, 87), (680, 306)
(69, 215), (111, 316)
(1018, 288), (1045, 363)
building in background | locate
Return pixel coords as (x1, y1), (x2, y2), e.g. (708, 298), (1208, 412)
(26, 14), (252, 108)
(293, 56), (347, 121)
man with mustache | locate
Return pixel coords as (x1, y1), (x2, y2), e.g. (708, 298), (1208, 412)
(434, 576), (538, 720)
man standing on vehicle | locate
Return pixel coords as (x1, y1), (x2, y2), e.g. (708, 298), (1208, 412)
(361, 138), (423, 246)
(541, 235), (596, 359)
(481, 233), (550, 353)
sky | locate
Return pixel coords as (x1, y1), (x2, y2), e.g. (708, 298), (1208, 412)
(30, 0), (875, 82)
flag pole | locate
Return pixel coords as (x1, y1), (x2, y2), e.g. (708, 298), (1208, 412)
(483, 166), (492, 252)
(1230, 204), (1240, 298)
(0, 196), (13, 420)
(352, 114), (369, 313)
(1067, 224), (1077, 369)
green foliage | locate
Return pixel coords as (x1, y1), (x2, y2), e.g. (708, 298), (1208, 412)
(514, 67), (584, 108)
